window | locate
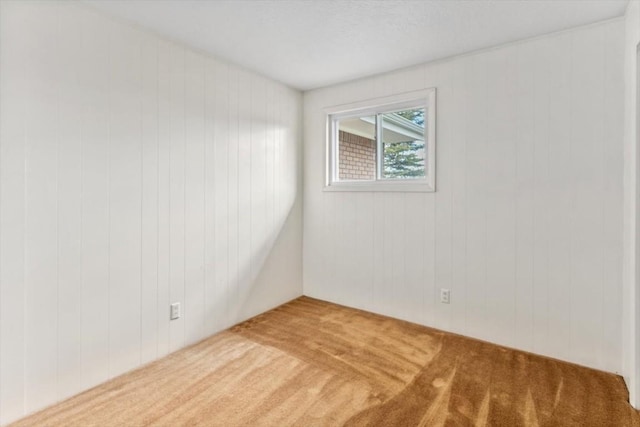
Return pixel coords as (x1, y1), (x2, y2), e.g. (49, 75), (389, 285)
(325, 88), (436, 192)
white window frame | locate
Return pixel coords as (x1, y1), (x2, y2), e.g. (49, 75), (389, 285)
(324, 88), (436, 192)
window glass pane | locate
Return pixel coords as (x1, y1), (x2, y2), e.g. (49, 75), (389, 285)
(337, 115), (376, 181)
(381, 108), (426, 180)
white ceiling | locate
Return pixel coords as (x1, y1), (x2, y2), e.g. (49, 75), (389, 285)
(85, 0), (629, 91)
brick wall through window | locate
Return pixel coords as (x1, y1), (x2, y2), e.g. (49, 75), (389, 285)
(338, 130), (376, 180)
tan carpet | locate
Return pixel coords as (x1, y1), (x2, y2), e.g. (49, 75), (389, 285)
(12, 296), (639, 426)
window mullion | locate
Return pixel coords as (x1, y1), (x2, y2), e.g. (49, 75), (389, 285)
(376, 113), (383, 181)
(332, 118), (339, 183)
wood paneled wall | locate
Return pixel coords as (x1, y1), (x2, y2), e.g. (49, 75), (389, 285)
(304, 19), (624, 376)
(0, 2), (303, 424)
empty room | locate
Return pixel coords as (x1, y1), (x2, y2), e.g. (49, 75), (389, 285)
(1, 0), (640, 425)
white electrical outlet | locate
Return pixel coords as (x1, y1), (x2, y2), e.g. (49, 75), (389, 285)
(170, 302), (181, 320)
(440, 289), (451, 304)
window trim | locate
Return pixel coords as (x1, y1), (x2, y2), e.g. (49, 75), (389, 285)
(323, 88), (436, 192)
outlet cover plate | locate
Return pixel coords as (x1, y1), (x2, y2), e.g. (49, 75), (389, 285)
(440, 289), (450, 304)
(170, 302), (180, 320)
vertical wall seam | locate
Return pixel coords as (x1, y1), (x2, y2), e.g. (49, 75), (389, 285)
(249, 76), (253, 304)
(55, 3), (61, 400)
(168, 45), (173, 350)
(182, 48), (186, 345)
(22, 15), (28, 412)
(600, 25), (607, 368)
(203, 59), (208, 335)
(236, 71), (241, 324)
(155, 38), (160, 360)
(544, 42), (551, 353)
(139, 32), (144, 366)
(529, 49), (540, 351)
(483, 57), (488, 333)
(105, 19), (112, 380)
(449, 66), (456, 330)
(568, 33), (575, 361)
(513, 51), (520, 347)
(201, 59), (206, 339)
(79, 15), (85, 387)
(227, 65), (232, 327)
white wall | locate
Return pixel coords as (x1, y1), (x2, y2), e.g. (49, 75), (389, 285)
(0, 1), (303, 424)
(623, 0), (640, 408)
(304, 19), (625, 374)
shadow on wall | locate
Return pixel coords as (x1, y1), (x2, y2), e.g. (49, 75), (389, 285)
(235, 197), (302, 323)
(190, 192), (301, 342)
(180, 116), (302, 346)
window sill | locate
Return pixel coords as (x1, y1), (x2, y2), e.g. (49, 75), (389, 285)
(323, 182), (435, 193)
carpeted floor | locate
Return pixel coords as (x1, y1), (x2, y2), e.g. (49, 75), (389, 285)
(12, 296), (640, 426)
